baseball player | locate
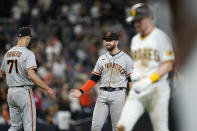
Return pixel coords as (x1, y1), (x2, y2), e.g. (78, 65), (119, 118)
(117, 3), (175, 131)
(71, 32), (133, 131)
(0, 27), (56, 131)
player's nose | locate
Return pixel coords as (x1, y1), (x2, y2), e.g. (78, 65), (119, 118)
(105, 42), (111, 45)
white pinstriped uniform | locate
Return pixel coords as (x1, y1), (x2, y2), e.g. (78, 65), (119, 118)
(117, 28), (175, 131)
(0, 46), (37, 131)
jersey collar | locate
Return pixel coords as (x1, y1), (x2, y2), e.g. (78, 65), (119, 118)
(140, 27), (155, 40)
(15, 45), (26, 48)
(106, 51), (124, 59)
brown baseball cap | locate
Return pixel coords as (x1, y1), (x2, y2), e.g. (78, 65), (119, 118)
(126, 3), (153, 23)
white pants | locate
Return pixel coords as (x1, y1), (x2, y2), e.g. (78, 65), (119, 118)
(117, 80), (170, 131)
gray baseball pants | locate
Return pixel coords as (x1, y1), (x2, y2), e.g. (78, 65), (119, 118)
(91, 88), (126, 131)
(7, 86), (36, 131)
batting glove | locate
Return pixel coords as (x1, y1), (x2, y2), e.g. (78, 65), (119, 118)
(133, 72), (160, 94)
(133, 77), (152, 94)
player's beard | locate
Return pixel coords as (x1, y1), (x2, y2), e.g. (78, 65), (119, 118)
(134, 25), (142, 33)
(106, 44), (116, 51)
(134, 22), (143, 33)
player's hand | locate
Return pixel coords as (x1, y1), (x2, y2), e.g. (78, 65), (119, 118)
(47, 87), (56, 99)
(133, 77), (152, 94)
(71, 89), (82, 98)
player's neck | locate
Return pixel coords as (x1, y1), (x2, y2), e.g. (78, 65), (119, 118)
(17, 40), (28, 47)
(109, 48), (120, 56)
(141, 25), (154, 37)
(17, 43), (27, 47)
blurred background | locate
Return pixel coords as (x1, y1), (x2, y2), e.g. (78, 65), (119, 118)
(0, 0), (196, 131)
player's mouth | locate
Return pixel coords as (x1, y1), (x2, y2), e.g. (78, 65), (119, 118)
(106, 46), (112, 49)
(105, 44), (111, 47)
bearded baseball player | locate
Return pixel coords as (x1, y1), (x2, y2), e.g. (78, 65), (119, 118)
(117, 3), (175, 131)
(71, 32), (133, 131)
(0, 27), (56, 131)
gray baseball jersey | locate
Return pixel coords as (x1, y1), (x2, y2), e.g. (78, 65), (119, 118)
(0, 46), (37, 87)
(0, 46), (37, 131)
(91, 51), (133, 131)
(92, 51), (133, 88)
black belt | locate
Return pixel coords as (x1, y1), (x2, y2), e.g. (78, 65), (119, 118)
(100, 87), (125, 92)
(9, 85), (33, 88)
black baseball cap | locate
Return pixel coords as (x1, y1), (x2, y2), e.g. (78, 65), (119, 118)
(17, 27), (32, 37)
(103, 32), (119, 40)
(126, 3), (153, 23)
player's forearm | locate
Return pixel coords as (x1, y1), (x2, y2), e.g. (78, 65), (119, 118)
(80, 79), (96, 93)
(0, 73), (3, 79)
(28, 70), (50, 91)
(157, 61), (173, 77)
(147, 61), (173, 83)
(129, 82), (132, 90)
(0, 69), (5, 79)
(31, 74), (50, 90)
(80, 74), (100, 94)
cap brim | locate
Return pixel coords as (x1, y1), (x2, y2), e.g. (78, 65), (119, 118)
(126, 15), (147, 24)
(103, 37), (113, 40)
(103, 37), (119, 40)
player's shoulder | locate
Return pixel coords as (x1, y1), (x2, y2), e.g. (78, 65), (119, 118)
(7, 46), (16, 52)
(98, 53), (108, 60)
(120, 51), (129, 57)
(8, 46), (33, 53)
(153, 28), (169, 38)
(25, 49), (34, 55)
(4, 46), (19, 55)
(121, 51), (132, 60)
(132, 33), (141, 41)
(19, 47), (35, 58)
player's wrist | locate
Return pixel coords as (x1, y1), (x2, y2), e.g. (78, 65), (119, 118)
(149, 72), (160, 83)
(79, 89), (84, 94)
(46, 87), (50, 92)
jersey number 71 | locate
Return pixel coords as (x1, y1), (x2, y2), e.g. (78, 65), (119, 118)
(7, 60), (18, 74)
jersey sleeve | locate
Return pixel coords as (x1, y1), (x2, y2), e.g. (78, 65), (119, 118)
(126, 55), (133, 78)
(0, 55), (6, 74)
(26, 52), (37, 72)
(92, 57), (101, 76)
(158, 34), (175, 63)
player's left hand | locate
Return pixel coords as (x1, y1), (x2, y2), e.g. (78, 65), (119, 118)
(133, 77), (152, 94)
(71, 89), (82, 98)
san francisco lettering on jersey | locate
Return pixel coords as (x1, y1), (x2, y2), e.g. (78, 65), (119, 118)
(7, 51), (22, 58)
(100, 62), (126, 75)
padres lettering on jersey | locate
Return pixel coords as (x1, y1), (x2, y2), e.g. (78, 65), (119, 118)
(131, 48), (160, 62)
(131, 28), (175, 80)
(93, 51), (133, 88)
